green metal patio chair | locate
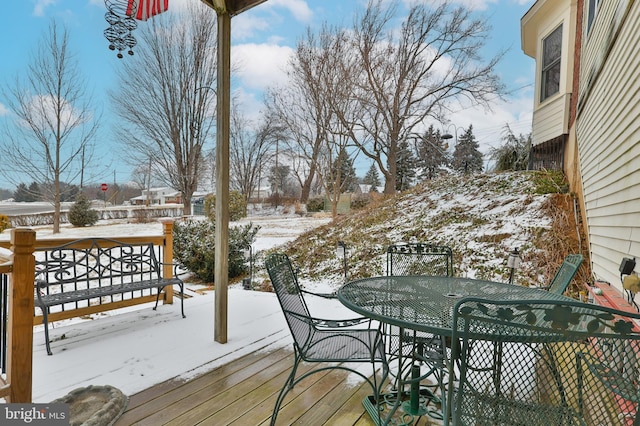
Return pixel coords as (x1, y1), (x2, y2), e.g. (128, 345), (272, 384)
(385, 243), (455, 409)
(387, 242), (454, 277)
(265, 253), (389, 426)
(544, 253), (583, 294)
(449, 297), (640, 426)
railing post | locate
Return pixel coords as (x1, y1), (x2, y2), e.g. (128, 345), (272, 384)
(161, 219), (174, 305)
(7, 229), (35, 403)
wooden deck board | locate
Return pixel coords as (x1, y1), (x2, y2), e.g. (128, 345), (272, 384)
(116, 348), (291, 425)
(115, 346), (440, 426)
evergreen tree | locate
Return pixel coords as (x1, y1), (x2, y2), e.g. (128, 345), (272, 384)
(14, 182), (40, 202)
(68, 193), (99, 227)
(396, 140), (417, 191)
(452, 125), (484, 174)
(13, 183), (31, 202)
(331, 150), (357, 193)
(28, 182), (41, 201)
(268, 164), (291, 196)
(416, 125), (449, 180)
(363, 162), (381, 192)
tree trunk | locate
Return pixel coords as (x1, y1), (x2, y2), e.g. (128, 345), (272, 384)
(300, 163), (317, 203)
(182, 194), (192, 216)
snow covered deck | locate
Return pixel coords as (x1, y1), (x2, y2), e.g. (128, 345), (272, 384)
(34, 287), (431, 425)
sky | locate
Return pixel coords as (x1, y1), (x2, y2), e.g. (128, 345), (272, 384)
(0, 0), (536, 191)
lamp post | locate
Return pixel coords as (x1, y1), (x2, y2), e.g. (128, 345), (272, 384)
(441, 124), (465, 146)
(242, 245), (253, 290)
(507, 247), (521, 284)
(441, 133), (453, 147)
(336, 241), (348, 283)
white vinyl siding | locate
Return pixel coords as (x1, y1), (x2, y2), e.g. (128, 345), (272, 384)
(531, 93), (571, 146)
(577, 0), (640, 288)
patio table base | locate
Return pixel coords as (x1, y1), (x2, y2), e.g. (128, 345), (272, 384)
(362, 387), (443, 426)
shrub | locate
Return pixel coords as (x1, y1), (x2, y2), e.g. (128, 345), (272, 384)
(204, 191), (246, 222)
(68, 194), (99, 227)
(132, 208), (152, 223)
(173, 219), (260, 281)
(0, 214), (10, 233)
(351, 194), (372, 210)
(532, 170), (569, 194)
(306, 197), (324, 212)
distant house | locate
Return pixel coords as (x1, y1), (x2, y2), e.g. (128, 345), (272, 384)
(130, 187), (179, 206)
(521, 0), (640, 290)
(129, 188), (210, 206)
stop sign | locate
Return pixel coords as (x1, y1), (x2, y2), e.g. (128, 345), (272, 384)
(100, 183), (108, 192)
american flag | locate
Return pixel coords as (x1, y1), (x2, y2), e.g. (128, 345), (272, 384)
(127, 0), (169, 21)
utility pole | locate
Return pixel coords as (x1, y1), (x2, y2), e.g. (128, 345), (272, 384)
(274, 139), (279, 208)
(80, 146), (85, 189)
(146, 157), (151, 207)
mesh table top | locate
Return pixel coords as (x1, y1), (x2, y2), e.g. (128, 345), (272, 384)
(337, 276), (571, 335)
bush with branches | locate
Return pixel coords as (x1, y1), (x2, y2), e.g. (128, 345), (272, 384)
(173, 219), (260, 282)
(0, 215), (10, 233)
(490, 124), (531, 171)
(204, 191), (246, 222)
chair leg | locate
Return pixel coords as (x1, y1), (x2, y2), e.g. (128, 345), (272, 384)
(270, 350), (302, 426)
(270, 378), (291, 426)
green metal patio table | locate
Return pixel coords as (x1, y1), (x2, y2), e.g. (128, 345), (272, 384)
(336, 275), (572, 426)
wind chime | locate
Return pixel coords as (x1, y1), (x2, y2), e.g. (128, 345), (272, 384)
(103, 0), (169, 58)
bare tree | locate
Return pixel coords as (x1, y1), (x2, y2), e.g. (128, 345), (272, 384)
(263, 30), (323, 204)
(0, 21), (100, 233)
(229, 105), (276, 207)
(335, 0), (504, 194)
(110, 2), (217, 215)
(265, 25), (359, 216)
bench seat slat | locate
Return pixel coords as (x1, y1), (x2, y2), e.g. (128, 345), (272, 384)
(36, 278), (183, 308)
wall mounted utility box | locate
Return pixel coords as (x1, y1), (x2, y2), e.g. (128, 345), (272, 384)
(620, 257), (636, 275)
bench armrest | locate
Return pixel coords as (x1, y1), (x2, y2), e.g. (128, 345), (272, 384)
(159, 261), (189, 279)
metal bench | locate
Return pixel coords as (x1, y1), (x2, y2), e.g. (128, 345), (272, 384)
(35, 237), (186, 355)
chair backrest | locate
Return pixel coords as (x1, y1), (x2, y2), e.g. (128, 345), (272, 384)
(450, 297), (640, 426)
(265, 253), (313, 350)
(386, 243), (453, 276)
(547, 253), (583, 294)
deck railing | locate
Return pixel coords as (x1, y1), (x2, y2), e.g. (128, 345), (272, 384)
(0, 229), (35, 402)
(0, 220), (175, 403)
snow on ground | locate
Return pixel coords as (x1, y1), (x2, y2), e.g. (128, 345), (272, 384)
(2, 214), (339, 402)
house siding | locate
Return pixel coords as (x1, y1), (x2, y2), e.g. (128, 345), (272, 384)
(522, 0), (577, 153)
(531, 93), (571, 146)
(576, 0), (640, 288)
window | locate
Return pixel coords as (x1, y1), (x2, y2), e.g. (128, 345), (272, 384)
(541, 25), (562, 102)
(586, 0), (601, 34)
